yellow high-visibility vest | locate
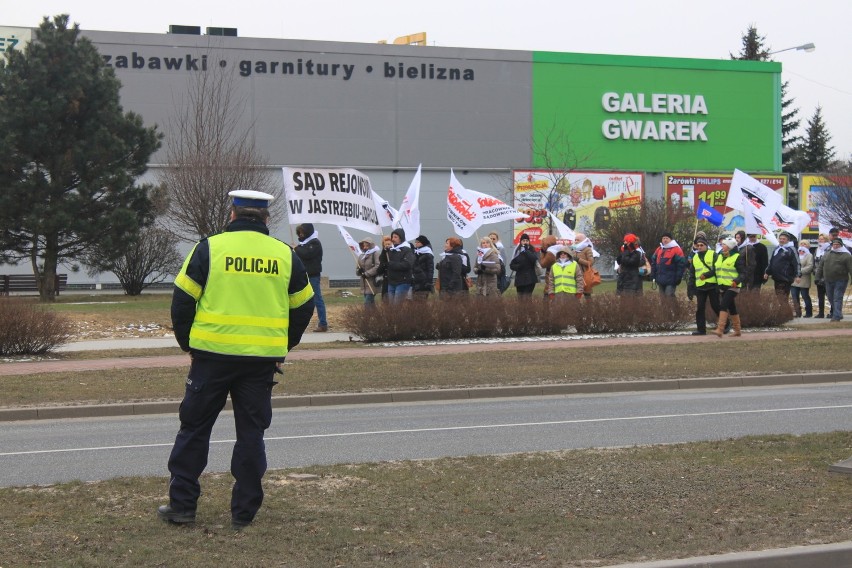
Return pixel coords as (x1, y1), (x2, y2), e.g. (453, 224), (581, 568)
(552, 262), (578, 294)
(174, 231), (313, 357)
(692, 251), (716, 287)
(714, 251), (740, 287)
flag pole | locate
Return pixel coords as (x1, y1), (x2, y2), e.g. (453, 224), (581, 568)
(348, 245), (376, 295)
(692, 216), (699, 242)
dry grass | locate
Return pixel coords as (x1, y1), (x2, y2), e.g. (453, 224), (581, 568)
(1, 433), (850, 567)
(2, 338), (851, 407)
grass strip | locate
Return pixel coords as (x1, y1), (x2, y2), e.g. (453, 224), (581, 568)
(2, 338), (851, 407)
(2, 432), (850, 566)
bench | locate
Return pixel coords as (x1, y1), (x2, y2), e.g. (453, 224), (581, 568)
(0, 274), (68, 296)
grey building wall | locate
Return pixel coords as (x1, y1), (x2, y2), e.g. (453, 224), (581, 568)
(86, 31), (534, 170)
(79, 31), (534, 282)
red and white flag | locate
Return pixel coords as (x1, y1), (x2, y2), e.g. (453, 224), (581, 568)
(392, 164), (422, 238)
(447, 170), (523, 238)
(336, 225), (360, 255)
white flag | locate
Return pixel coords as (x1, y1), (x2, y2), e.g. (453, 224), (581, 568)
(447, 170), (484, 238)
(392, 164), (422, 238)
(726, 169), (783, 223)
(768, 203), (811, 238)
(371, 189), (399, 228)
(446, 170), (524, 238)
(743, 202), (779, 246)
(337, 225), (360, 255)
(282, 167), (382, 235)
(548, 211), (576, 242)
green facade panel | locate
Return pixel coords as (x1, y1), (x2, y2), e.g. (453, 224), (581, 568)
(532, 52), (781, 172)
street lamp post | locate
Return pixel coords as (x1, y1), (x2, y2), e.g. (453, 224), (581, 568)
(768, 42), (815, 55)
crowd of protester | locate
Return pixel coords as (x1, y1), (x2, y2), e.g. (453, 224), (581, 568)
(347, 227), (850, 330)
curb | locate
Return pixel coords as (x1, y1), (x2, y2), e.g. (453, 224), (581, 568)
(607, 540), (852, 567)
(2, 371), (851, 422)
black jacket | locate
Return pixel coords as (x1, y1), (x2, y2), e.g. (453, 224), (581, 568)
(387, 244), (415, 285)
(616, 249), (644, 293)
(171, 218), (314, 360)
(294, 238), (323, 277)
(751, 242), (769, 286)
(437, 246), (470, 293)
(412, 250), (435, 291)
(509, 245), (540, 287)
(766, 245), (799, 284)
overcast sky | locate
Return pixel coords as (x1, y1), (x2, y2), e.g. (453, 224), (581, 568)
(6, 0), (851, 162)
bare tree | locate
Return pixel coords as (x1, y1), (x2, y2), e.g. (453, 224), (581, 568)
(158, 48), (281, 242)
(81, 186), (183, 295)
(503, 123), (595, 237)
(591, 198), (700, 258)
(815, 162), (852, 231)
(95, 226), (183, 295)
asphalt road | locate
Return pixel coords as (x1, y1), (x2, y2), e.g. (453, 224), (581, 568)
(2, 383), (851, 488)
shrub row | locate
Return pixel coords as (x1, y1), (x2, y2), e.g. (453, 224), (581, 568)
(0, 299), (72, 355)
(341, 292), (794, 342)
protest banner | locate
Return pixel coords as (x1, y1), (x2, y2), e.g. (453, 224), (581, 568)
(282, 167), (382, 235)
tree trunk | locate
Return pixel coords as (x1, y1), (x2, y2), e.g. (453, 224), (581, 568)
(39, 239), (58, 302)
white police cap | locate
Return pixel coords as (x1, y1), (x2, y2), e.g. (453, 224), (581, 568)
(228, 189), (275, 208)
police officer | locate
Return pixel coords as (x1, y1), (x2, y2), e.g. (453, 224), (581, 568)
(158, 189), (314, 530)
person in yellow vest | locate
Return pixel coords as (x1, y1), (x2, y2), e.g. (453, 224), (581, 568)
(714, 237), (747, 337)
(159, 189), (315, 530)
(688, 237), (720, 336)
(551, 247), (584, 298)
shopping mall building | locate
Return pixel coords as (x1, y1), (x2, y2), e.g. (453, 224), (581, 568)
(0, 25), (784, 283)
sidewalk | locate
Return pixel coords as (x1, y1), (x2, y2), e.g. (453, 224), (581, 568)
(7, 327), (852, 377)
(54, 331), (353, 351)
(3, 327), (852, 423)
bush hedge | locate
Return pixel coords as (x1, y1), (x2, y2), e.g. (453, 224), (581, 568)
(0, 299), (72, 355)
(341, 291), (794, 342)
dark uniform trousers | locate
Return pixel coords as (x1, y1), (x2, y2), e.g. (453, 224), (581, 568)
(694, 286), (720, 333)
(167, 357), (277, 523)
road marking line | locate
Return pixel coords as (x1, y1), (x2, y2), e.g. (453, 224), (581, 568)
(2, 404), (850, 457)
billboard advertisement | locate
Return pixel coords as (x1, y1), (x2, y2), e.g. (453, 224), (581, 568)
(532, 53), (781, 172)
(664, 172), (788, 234)
(799, 174), (852, 235)
(513, 170), (644, 246)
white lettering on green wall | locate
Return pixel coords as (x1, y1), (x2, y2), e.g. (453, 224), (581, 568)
(601, 92), (708, 142)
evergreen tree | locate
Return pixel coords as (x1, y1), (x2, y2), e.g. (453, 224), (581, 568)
(780, 81), (802, 173)
(731, 25), (802, 172)
(792, 106), (835, 173)
(730, 25), (771, 60)
(0, 15), (161, 300)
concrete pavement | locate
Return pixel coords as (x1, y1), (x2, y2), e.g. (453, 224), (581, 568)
(54, 331), (354, 351)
